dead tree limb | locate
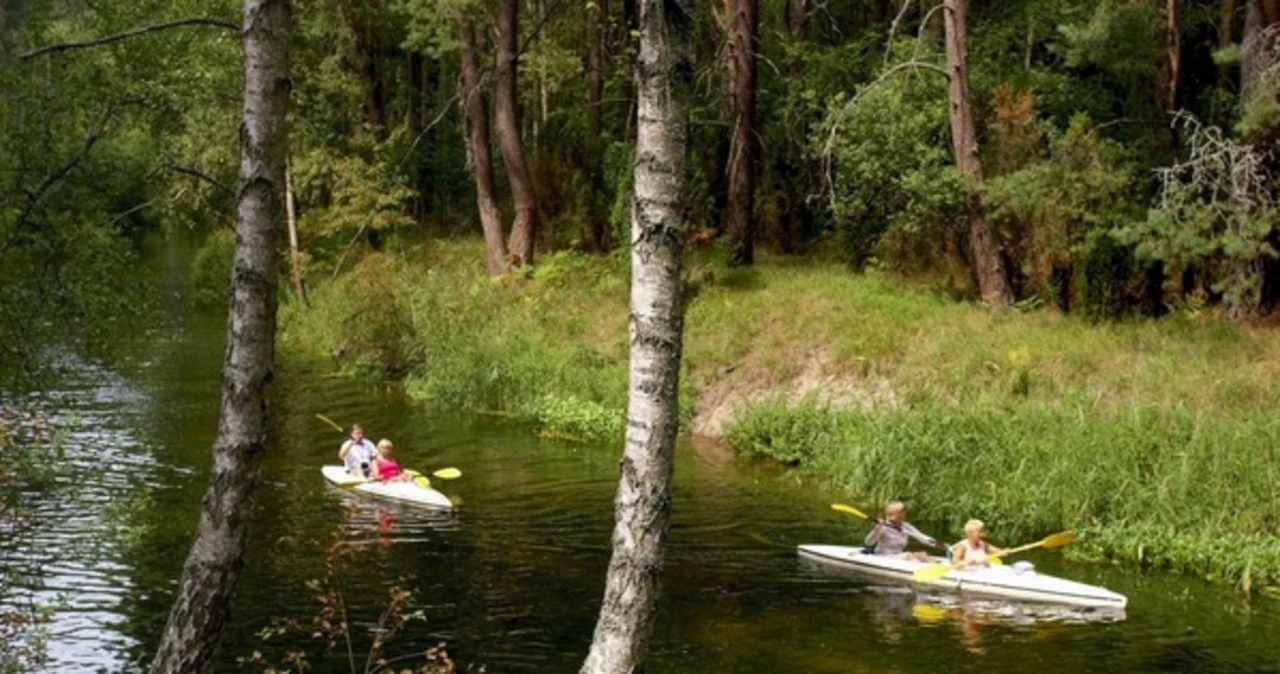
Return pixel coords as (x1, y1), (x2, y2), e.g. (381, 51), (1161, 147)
(20, 18), (240, 60)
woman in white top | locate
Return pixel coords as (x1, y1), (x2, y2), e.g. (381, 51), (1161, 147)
(952, 519), (1006, 567)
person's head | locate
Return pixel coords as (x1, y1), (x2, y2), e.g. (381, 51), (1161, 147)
(377, 439), (394, 457)
(964, 519), (985, 543)
(885, 500), (907, 525)
(350, 424), (364, 441)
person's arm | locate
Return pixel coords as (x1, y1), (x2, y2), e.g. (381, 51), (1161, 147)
(904, 522), (940, 548)
(864, 522), (883, 546)
(953, 544), (968, 567)
(339, 440), (352, 460)
(987, 543), (1006, 557)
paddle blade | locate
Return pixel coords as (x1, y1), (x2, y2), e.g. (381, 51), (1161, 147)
(414, 476), (432, 488)
(831, 503), (870, 519)
(912, 603), (948, 624)
(1041, 531), (1076, 549)
(988, 556), (1003, 566)
(316, 413), (345, 433)
(432, 467), (462, 480)
(913, 564), (953, 582)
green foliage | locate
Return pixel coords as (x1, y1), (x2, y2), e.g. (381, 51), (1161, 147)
(818, 62), (965, 271)
(281, 242), (630, 439)
(1119, 116), (1279, 316)
(189, 229), (235, 307)
(725, 398), (1280, 589)
(532, 395), (624, 443)
(986, 113), (1143, 312)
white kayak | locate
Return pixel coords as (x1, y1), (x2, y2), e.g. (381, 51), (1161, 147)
(321, 465), (453, 510)
(797, 544), (1127, 609)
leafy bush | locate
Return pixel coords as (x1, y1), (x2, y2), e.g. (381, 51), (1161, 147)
(817, 64), (965, 272)
(532, 395), (625, 443)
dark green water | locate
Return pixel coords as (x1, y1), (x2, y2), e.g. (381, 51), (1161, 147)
(5, 238), (1280, 673)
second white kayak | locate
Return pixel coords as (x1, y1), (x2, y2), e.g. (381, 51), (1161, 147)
(321, 465), (453, 510)
(797, 544), (1127, 609)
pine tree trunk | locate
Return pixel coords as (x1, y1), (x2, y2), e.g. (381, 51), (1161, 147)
(494, 0), (539, 266)
(1220, 0), (1238, 90)
(579, 0), (692, 671)
(148, 1), (289, 671)
(460, 17), (510, 276)
(725, 0), (757, 265)
(943, 0), (1013, 309)
(622, 0), (639, 140)
(588, 0), (606, 139)
(780, 0), (808, 253)
(587, 0), (609, 251)
(1167, 0), (1181, 111)
(285, 159), (306, 305)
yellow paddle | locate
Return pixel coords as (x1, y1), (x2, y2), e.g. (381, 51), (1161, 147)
(316, 413), (345, 433)
(912, 531), (1077, 582)
(831, 503), (872, 520)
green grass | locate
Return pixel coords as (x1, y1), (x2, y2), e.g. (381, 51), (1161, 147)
(726, 397), (1280, 591)
(280, 237), (1280, 588)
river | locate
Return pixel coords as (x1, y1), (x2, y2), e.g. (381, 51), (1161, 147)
(3, 237), (1279, 673)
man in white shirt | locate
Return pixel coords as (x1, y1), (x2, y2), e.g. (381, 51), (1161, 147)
(339, 423), (378, 477)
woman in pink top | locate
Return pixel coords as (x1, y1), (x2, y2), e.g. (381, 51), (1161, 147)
(373, 439), (412, 483)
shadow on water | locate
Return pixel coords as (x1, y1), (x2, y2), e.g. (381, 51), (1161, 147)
(2, 235), (1280, 673)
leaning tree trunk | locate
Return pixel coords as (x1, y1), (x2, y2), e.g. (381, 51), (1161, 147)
(285, 159), (306, 305)
(579, 0), (692, 671)
(943, 0), (1013, 309)
(149, 1), (290, 671)
(494, 0), (539, 266)
(460, 17), (510, 276)
(725, 0), (757, 265)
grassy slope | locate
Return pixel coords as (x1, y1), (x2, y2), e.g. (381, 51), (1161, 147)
(281, 238), (1280, 592)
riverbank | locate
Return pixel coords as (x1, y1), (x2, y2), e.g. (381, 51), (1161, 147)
(279, 238), (1280, 593)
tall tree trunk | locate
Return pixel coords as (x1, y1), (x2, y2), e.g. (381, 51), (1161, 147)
(461, 17), (510, 276)
(943, 0), (1012, 309)
(587, 0), (609, 251)
(1167, 0), (1181, 111)
(1220, 0), (1238, 90)
(494, 0), (539, 266)
(725, 0), (757, 265)
(1243, 0), (1268, 94)
(579, 0), (692, 671)
(285, 159), (306, 305)
(148, 0), (289, 671)
(622, 0), (639, 139)
(780, 0), (808, 253)
(588, 0), (607, 139)
(343, 0), (386, 129)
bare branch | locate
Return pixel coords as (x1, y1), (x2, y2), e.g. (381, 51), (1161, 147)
(820, 59), (949, 212)
(884, 0), (915, 66)
(165, 163), (236, 196)
(517, 0), (570, 58)
(20, 18), (240, 60)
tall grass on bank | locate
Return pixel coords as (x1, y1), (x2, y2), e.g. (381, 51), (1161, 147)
(726, 397), (1280, 591)
(280, 244), (633, 442)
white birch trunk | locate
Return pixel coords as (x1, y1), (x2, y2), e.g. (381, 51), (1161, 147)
(149, 1), (290, 671)
(580, 1), (693, 672)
